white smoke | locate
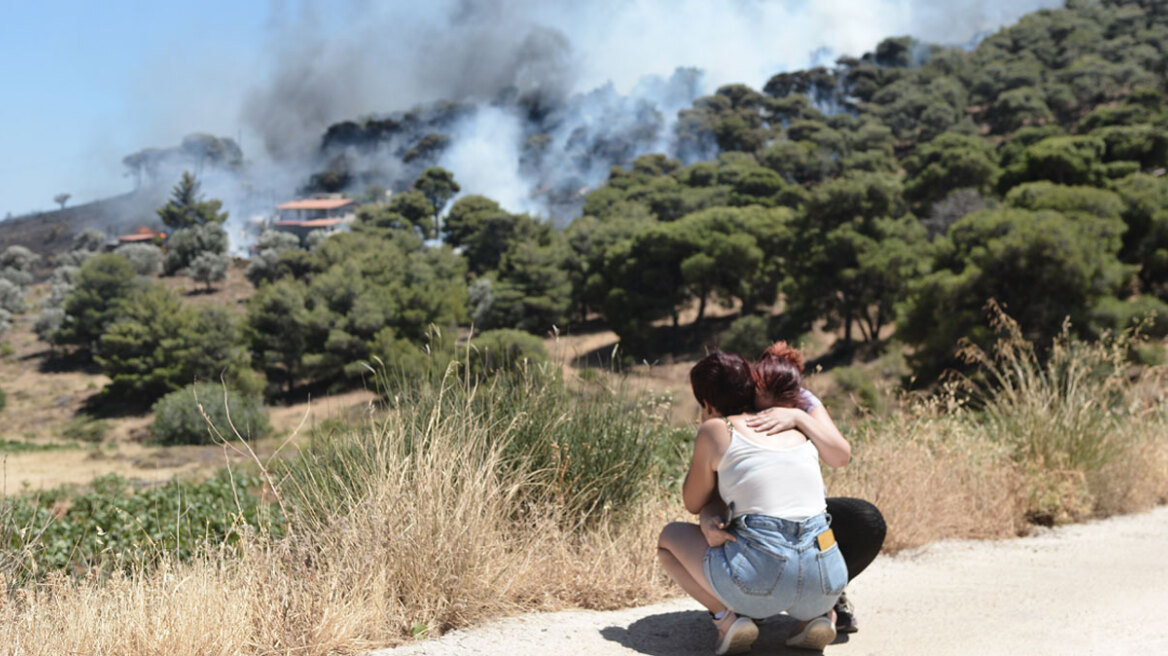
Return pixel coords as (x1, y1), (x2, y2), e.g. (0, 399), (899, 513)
(440, 106), (530, 213)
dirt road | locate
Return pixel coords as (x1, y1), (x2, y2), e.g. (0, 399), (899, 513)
(372, 504), (1168, 656)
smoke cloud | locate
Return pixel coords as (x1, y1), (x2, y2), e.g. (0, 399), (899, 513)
(233, 0), (1060, 221)
(14, 0), (1061, 243)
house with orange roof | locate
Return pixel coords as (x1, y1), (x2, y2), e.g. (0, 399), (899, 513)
(271, 195), (356, 244)
(116, 227), (167, 245)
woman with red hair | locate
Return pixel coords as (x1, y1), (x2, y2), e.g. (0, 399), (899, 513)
(747, 341), (887, 636)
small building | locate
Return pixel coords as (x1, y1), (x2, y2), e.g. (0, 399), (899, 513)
(116, 227), (167, 246)
(275, 197), (355, 222)
(271, 196), (356, 245)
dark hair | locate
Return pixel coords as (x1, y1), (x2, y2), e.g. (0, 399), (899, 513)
(754, 341), (804, 409)
(690, 351), (755, 417)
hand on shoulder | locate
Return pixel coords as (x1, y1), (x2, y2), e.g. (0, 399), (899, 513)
(744, 406), (806, 435)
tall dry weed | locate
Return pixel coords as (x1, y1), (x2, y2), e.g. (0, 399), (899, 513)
(825, 401), (1026, 551)
(954, 307), (1168, 523)
(0, 366), (678, 656)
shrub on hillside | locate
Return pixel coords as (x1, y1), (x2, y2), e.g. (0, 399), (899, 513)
(467, 329), (549, 377)
(54, 228), (108, 267)
(719, 314), (772, 358)
(55, 253), (139, 351)
(831, 365), (885, 415)
(0, 384), (6, 413)
(150, 383), (269, 446)
(164, 223), (228, 275)
(0, 279), (25, 314)
(1090, 295), (1168, 338)
(189, 251), (229, 290)
(62, 415), (108, 443)
(115, 243), (164, 276)
(246, 230), (301, 286)
(1, 245), (39, 289)
(97, 287), (258, 405)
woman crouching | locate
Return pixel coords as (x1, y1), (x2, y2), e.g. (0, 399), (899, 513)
(657, 351), (851, 654)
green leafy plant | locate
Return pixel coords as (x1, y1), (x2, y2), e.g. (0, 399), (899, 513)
(719, 314), (771, 358)
(466, 329), (549, 377)
(1, 469), (280, 578)
(150, 383), (269, 446)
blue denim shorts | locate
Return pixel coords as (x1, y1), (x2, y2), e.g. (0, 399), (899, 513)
(703, 512), (848, 621)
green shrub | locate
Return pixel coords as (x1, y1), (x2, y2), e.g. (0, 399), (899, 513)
(831, 365), (884, 415)
(150, 383), (269, 446)
(720, 314), (772, 358)
(1132, 342), (1166, 367)
(467, 329), (549, 377)
(1090, 295), (1168, 338)
(62, 415), (108, 443)
(0, 384), (5, 413)
(114, 243), (164, 276)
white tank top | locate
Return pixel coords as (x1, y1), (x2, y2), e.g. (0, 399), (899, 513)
(716, 422), (827, 521)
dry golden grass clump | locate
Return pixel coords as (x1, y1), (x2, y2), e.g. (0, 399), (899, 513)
(829, 313), (1168, 549)
(824, 406), (1027, 551)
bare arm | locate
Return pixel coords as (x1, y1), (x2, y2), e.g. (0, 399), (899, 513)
(682, 420), (724, 514)
(807, 404), (850, 466)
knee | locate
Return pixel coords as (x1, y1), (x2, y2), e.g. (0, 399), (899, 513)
(655, 546), (672, 565)
(657, 521), (691, 551)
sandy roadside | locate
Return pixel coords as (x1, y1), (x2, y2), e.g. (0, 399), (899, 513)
(371, 504), (1168, 656)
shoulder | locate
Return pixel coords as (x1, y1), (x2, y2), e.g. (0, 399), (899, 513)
(798, 387), (823, 412)
(697, 417), (730, 437)
(696, 418), (732, 449)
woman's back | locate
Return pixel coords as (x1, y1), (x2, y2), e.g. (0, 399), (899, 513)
(716, 417), (826, 521)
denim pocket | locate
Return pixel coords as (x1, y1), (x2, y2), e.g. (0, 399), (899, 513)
(725, 538), (787, 596)
(817, 543), (848, 596)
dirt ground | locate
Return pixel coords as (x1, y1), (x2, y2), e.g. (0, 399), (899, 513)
(371, 504), (1168, 656)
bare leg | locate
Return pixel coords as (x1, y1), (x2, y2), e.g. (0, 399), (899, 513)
(657, 522), (725, 613)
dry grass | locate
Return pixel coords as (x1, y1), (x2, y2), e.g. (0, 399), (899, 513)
(0, 374), (676, 655)
(825, 406), (1027, 551)
(827, 316), (1168, 549)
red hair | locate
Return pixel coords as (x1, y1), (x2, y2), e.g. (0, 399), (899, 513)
(753, 341), (804, 408)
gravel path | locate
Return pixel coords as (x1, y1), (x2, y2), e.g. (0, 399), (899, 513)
(371, 504), (1168, 656)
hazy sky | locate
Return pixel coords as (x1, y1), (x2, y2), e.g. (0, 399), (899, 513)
(0, 0), (1062, 219)
(0, 1), (270, 217)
